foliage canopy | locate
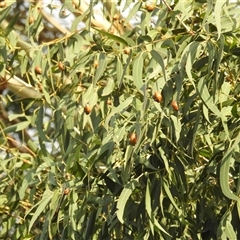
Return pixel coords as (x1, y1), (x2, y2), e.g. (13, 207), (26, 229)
(1, 0), (240, 239)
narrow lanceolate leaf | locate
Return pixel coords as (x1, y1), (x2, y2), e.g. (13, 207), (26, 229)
(231, 47), (240, 56)
(185, 41), (200, 86)
(116, 187), (132, 223)
(3, 121), (30, 134)
(145, 179), (152, 219)
(218, 211), (236, 240)
(170, 115), (181, 142)
(19, 170), (34, 200)
(93, 53), (107, 85)
(36, 106), (51, 142)
(197, 78), (221, 117)
(133, 53), (144, 93)
(116, 57), (123, 86)
(163, 180), (180, 212)
(27, 189), (54, 232)
(93, 27), (128, 46)
(154, 217), (172, 237)
(220, 132), (240, 201)
(198, 77), (230, 140)
(119, 50), (132, 88)
(214, 0), (225, 39)
(102, 78), (114, 96)
(150, 50), (167, 82)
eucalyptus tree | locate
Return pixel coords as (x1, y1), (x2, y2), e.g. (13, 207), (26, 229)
(1, 1), (240, 239)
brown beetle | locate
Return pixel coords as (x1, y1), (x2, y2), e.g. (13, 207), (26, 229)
(84, 104), (92, 115)
(129, 132), (137, 145)
(35, 66), (42, 75)
(153, 91), (163, 103)
(172, 100), (179, 111)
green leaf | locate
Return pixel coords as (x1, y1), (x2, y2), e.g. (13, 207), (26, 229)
(232, 103), (240, 118)
(102, 78), (115, 96)
(220, 132), (240, 201)
(0, 4), (11, 23)
(119, 49), (132, 87)
(180, 41), (200, 86)
(116, 187), (132, 223)
(93, 53), (107, 86)
(27, 189), (54, 232)
(163, 180), (180, 213)
(154, 216), (172, 237)
(66, 100), (76, 137)
(19, 169), (35, 200)
(116, 56), (123, 86)
(197, 78), (221, 117)
(150, 50), (167, 82)
(93, 27), (128, 46)
(0, 195), (8, 205)
(170, 115), (181, 142)
(3, 121), (30, 134)
(231, 47), (240, 56)
(217, 211), (236, 239)
(113, 125), (126, 143)
(133, 53), (145, 93)
(85, 210), (97, 239)
(214, 0), (225, 39)
(145, 179), (152, 219)
(36, 106), (51, 142)
(4, 12), (21, 37)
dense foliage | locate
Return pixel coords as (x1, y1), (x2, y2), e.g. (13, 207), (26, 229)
(1, 0), (240, 239)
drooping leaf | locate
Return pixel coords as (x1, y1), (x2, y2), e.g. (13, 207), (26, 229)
(116, 187), (132, 224)
(214, 0), (226, 39)
(93, 27), (128, 46)
(150, 50), (167, 82)
(133, 53), (145, 93)
(27, 189), (54, 232)
(220, 132), (240, 201)
(93, 53), (107, 86)
(36, 106), (51, 142)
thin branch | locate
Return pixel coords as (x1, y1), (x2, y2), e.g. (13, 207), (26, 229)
(7, 135), (36, 157)
(5, 71), (42, 99)
(40, 8), (71, 35)
(72, 0), (121, 35)
(162, 0), (192, 33)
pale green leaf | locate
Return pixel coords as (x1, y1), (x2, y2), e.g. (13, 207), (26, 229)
(145, 179), (152, 218)
(150, 50), (167, 82)
(93, 27), (128, 46)
(197, 78), (221, 117)
(93, 53), (107, 85)
(133, 53), (144, 93)
(27, 189), (54, 231)
(214, 0), (226, 39)
(116, 187), (132, 224)
(116, 57), (123, 86)
(19, 169), (35, 200)
(102, 78), (115, 96)
(170, 115), (181, 142)
(119, 50), (132, 87)
(3, 121), (30, 134)
(220, 132), (240, 201)
(154, 216), (172, 237)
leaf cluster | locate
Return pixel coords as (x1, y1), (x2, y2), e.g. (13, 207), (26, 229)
(1, 1), (240, 239)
